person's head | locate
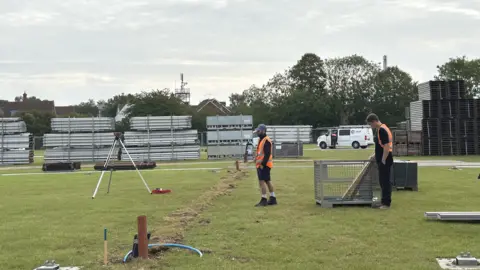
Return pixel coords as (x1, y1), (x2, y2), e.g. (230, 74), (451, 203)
(254, 124), (267, 136)
(366, 113), (381, 129)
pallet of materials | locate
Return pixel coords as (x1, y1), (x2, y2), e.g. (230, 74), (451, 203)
(42, 162), (81, 171)
(93, 161), (157, 171)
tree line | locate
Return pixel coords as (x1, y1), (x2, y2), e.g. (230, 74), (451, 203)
(9, 54), (480, 136)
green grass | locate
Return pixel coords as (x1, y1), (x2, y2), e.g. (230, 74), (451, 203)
(0, 169), (226, 269)
(2, 148), (480, 269)
(163, 167), (480, 270)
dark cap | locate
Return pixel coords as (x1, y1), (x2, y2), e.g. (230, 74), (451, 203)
(253, 124), (267, 133)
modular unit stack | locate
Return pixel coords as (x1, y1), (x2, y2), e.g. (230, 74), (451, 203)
(207, 115), (253, 160)
(266, 125), (311, 158)
(43, 117), (116, 163)
(125, 115), (200, 161)
(410, 80), (472, 156)
(0, 118), (34, 165)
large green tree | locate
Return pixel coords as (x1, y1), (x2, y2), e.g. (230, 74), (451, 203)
(126, 89), (189, 117)
(324, 55), (380, 125)
(18, 110), (54, 136)
(435, 56), (480, 97)
(75, 99), (99, 116)
(371, 66), (418, 125)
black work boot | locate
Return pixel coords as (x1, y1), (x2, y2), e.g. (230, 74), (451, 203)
(267, 196), (277, 205)
(255, 197), (268, 207)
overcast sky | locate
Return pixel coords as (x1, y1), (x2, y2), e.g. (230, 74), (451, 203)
(0, 0), (479, 106)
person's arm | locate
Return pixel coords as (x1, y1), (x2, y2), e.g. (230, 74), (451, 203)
(262, 140), (271, 167)
(379, 128), (391, 163)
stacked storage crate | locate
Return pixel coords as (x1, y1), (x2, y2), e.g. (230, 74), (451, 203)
(392, 129), (422, 156)
(409, 80), (471, 156)
(265, 125), (311, 158)
(124, 115), (200, 161)
(207, 115), (253, 159)
(43, 117), (116, 163)
(0, 118), (34, 165)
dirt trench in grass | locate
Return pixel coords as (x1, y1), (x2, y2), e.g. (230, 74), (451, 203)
(116, 167), (250, 266)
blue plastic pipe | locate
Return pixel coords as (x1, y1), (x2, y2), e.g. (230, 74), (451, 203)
(123, 243), (203, 263)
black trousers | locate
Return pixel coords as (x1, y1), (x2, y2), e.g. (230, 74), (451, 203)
(377, 161), (393, 206)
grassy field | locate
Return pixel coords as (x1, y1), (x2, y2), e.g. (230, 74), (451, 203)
(1, 146), (480, 269)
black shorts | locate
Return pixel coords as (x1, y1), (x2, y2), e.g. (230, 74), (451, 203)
(257, 167), (271, 181)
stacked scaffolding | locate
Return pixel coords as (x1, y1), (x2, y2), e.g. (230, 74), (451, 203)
(43, 117), (116, 163)
(124, 115), (200, 161)
(410, 80), (473, 156)
(265, 125), (310, 158)
(0, 118), (34, 165)
(207, 115), (253, 159)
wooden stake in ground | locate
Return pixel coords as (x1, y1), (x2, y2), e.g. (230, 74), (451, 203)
(137, 215), (148, 259)
(103, 228), (108, 265)
(235, 160), (240, 171)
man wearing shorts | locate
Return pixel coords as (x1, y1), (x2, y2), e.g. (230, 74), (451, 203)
(253, 124), (277, 207)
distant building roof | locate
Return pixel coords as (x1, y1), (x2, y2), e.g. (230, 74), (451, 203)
(55, 106), (76, 116)
(195, 99), (230, 115)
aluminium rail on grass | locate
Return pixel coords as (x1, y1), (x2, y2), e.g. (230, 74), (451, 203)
(424, 212), (480, 221)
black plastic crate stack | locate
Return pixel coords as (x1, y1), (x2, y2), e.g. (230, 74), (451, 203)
(418, 80), (474, 156)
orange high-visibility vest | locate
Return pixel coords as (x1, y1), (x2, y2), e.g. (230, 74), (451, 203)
(255, 136), (273, 168)
(378, 124), (393, 152)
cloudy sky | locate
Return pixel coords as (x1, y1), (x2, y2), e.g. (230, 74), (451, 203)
(0, 0), (479, 106)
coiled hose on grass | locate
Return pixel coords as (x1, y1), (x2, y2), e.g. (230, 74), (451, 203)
(123, 243), (203, 263)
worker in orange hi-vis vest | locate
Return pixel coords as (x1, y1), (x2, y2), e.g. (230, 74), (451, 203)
(253, 124), (277, 207)
(366, 113), (393, 210)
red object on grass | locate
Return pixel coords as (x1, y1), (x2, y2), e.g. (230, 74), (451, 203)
(152, 188), (171, 194)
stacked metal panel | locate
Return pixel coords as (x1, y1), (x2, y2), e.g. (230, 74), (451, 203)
(44, 117), (115, 163)
(207, 115), (253, 159)
(0, 118), (34, 165)
(409, 80), (473, 156)
(264, 125), (309, 158)
(124, 115), (200, 161)
(266, 125), (311, 143)
(51, 117), (115, 132)
(130, 116), (192, 130)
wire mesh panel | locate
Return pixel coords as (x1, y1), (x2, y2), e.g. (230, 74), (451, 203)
(441, 138), (459, 156)
(314, 160), (381, 208)
(459, 99), (475, 118)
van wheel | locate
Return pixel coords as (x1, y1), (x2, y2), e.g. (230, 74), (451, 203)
(319, 142), (327, 149)
(360, 146), (367, 149)
(352, 141), (360, 149)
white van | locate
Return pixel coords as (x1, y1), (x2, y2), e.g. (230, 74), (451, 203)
(317, 125), (374, 149)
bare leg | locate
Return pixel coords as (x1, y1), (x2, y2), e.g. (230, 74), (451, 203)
(259, 180), (268, 196)
(266, 181), (275, 193)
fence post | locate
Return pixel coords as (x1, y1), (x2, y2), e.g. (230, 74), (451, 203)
(137, 215), (148, 259)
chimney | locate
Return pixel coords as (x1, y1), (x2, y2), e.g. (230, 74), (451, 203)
(23, 92), (27, 102)
(382, 55), (387, 71)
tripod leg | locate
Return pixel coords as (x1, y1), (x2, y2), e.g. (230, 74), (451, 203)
(107, 169), (113, 194)
(92, 140), (118, 199)
(118, 139), (152, 194)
